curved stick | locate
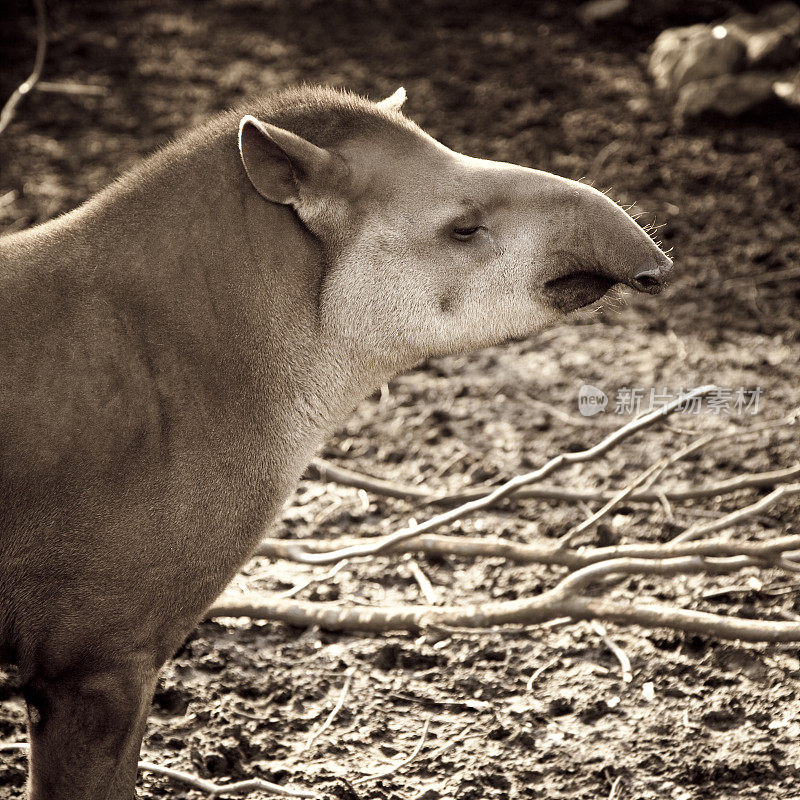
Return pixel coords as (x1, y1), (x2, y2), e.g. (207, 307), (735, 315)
(209, 544), (800, 642)
(0, 0), (47, 135)
(288, 386), (717, 565)
(255, 532), (800, 570)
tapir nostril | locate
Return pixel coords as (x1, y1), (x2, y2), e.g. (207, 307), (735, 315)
(636, 273), (662, 291)
(632, 258), (672, 294)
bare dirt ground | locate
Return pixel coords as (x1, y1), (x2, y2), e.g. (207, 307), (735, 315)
(1, 1), (799, 798)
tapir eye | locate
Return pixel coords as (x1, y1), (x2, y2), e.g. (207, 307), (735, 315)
(451, 225), (482, 241)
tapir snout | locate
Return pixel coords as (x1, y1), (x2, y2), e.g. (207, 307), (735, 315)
(515, 173), (674, 315)
(576, 181), (674, 294)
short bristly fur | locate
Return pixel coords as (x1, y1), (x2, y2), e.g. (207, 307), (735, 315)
(0, 85), (671, 799)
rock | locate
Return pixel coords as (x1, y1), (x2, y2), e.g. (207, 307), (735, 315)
(723, 2), (800, 69)
(649, 24), (746, 99)
(773, 67), (800, 109)
(577, 0), (630, 25)
(676, 72), (777, 120)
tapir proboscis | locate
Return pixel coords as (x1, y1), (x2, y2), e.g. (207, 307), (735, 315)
(0, 85), (672, 799)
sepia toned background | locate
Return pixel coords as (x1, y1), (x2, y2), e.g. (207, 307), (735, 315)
(1, 1), (799, 798)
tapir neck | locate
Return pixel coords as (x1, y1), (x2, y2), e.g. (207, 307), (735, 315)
(0, 117), (381, 508)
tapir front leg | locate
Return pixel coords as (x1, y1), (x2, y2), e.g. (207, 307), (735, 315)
(24, 660), (159, 800)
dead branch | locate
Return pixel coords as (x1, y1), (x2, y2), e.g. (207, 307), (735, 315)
(0, 0), (47, 135)
(138, 762), (316, 798)
(0, 744), (316, 798)
(35, 81), (108, 96)
(207, 591), (800, 643)
(307, 458), (800, 509)
(558, 454), (671, 547)
(608, 774), (624, 800)
(288, 386), (717, 565)
(209, 535), (800, 642)
(256, 533), (800, 570)
(526, 657), (559, 690)
(306, 409), (798, 509)
(256, 463), (800, 564)
(139, 761), (319, 798)
(279, 561), (345, 599)
(424, 723), (476, 763)
(307, 459), (429, 502)
(407, 557), (438, 604)
(467, 462), (800, 506)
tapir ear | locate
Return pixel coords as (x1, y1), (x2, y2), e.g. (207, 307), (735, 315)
(376, 87), (406, 112)
(238, 115), (334, 206)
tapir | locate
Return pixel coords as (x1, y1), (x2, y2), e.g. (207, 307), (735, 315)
(0, 85), (672, 799)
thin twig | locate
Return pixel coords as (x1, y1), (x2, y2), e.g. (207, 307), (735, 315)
(0, 744), (316, 798)
(407, 558), (438, 604)
(670, 483), (800, 544)
(558, 456), (670, 547)
(139, 762), (316, 798)
(588, 140), (622, 180)
(608, 774), (624, 800)
(305, 407), (799, 510)
(656, 491), (674, 523)
(723, 265), (800, 287)
(0, 0), (47, 135)
(424, 723), (476, 762)
(591, 621), (633, 683)
(433, 462), (800, 506)
(352, 717), (431, 785)
(304, 667), (356, 751)
(279, 561), (346, 599)
(305, 452), (798, 511)
(307, 459), (429, 502)
(0, 190), (17, 211)
(288, 387), (717, 565)
(526, 656), (559, 690)
(525, 396), (618, 427)
(36, 81), (108, 96)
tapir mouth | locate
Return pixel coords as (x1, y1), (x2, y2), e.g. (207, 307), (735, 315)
(542, 271), (618, 313)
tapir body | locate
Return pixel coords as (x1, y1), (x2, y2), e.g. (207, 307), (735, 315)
(0, 86), (671, 799)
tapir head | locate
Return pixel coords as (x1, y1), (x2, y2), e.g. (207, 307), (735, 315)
(238, 87), (672, 369)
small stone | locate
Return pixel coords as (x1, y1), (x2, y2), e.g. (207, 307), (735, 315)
(676, 72), (776, 120)
(773, 67), (800, 109)
(649, 24), (746, 99)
